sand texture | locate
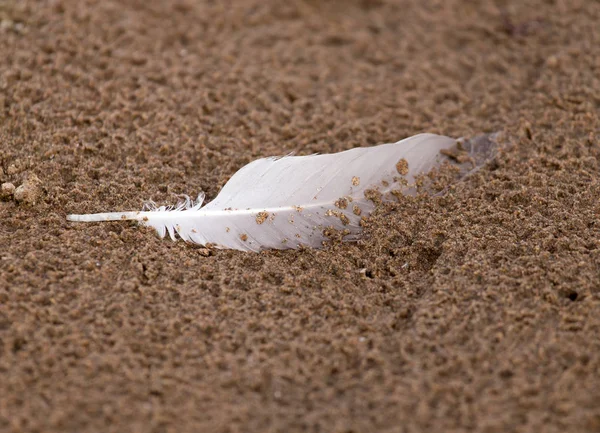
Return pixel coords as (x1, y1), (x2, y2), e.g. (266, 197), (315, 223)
(1, 0), (599, 432)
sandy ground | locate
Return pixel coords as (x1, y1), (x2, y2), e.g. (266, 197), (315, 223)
(1, 0), (599, 432)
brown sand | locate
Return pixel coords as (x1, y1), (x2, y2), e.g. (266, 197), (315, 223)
(1, 0), (599, 432)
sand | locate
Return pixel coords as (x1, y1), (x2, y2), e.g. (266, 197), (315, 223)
(1, 0), (599, 432)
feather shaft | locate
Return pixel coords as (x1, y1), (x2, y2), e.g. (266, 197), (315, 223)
(66, 212), (144, 222)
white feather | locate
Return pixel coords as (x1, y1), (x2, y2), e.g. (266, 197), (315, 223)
(67, 133), (498, 251)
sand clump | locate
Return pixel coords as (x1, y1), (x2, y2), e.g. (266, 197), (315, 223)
(13, 174), (43, 205)
(0, 182), (15, 200)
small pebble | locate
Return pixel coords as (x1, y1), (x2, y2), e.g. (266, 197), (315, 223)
(0, 182), (15, 200)
(14, 174), (43, 205)
(546, 55), (559, 68)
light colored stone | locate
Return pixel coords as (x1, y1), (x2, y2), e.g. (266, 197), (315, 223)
(546, 55), (559, 68)
(0, 182), (15, 200)
(14, 175), (42, 205)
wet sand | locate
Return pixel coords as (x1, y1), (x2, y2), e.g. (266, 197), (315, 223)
(1, 1), (599, 432)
